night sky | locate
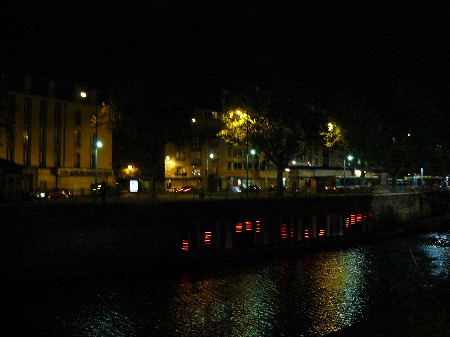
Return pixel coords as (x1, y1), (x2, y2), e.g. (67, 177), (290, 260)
(2, 1), (450, 111)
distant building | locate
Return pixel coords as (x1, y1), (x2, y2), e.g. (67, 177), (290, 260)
(164, 108), (358, 194)
(0, 71), (114, 194)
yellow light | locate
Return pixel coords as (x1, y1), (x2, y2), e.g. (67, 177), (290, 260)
(165, 156), (171, 161)
(80, 91), (87, 98)
(128, 165), (133, 171)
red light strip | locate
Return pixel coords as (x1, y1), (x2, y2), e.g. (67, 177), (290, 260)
(255, 220), (261, 233)
(204, 231), (212, 245)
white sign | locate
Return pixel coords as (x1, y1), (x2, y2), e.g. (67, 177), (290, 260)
(130, 180), (139, 193)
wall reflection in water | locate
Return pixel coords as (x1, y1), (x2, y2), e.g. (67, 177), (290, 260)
(169, 248), (371, 337)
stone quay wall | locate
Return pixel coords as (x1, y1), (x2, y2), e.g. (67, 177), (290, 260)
(1, 192), (448, 281)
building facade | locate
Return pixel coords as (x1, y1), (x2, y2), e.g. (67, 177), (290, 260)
(0, 72), (114, 194)
(164, 108), (363, 194)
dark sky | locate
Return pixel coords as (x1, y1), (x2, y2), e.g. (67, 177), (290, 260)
(2, 1), (450, 109)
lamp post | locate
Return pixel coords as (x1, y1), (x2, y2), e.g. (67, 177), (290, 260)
(343, 155), (353, 191)
(206, 152), (213, 192)
(95, 140), (102, 197)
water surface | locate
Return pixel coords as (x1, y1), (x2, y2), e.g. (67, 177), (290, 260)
(6, 230), (450, 337)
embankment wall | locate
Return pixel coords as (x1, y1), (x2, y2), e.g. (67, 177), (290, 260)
(1, 192), (448, 280)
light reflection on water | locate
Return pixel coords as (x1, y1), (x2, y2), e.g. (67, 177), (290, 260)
(167, 248), (371, 337)
(8, 230), (450, 337)
(419, 232), (450, 280)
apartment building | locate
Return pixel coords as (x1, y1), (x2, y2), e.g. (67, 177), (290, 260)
(0, 72), (114, 194)
(164, 108), (350, 193)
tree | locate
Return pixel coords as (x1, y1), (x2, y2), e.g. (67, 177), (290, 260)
(218, 87), (307, 196)
(328, 82), (448, 191)
(96, 101), (121, 131)
(328, 96), (408, 189)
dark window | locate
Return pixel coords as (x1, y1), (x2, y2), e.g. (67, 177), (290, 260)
(74, 110), (81, 126)
(39, 150), (46, 168)
(24, 97), (32, 122)
(75, 153), (81, 168)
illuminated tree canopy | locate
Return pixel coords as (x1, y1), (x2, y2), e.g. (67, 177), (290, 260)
(218, 87), (308, 196)
(217, 109), (255, 147)
(321, 122), (346, 149)
(96, 101), (122, 131)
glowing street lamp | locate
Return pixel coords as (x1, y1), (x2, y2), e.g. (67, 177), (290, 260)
(343, 154), (353, 191)
(95, 140), (103, 191)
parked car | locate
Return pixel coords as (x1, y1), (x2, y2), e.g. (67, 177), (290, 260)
(46, 188), (72, 199)
(241, 185), (262, 193)
(324, 185), (337, 193)
(177, 186), (204, 194)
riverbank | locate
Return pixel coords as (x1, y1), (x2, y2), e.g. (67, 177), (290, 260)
(1, 193), (448, 282)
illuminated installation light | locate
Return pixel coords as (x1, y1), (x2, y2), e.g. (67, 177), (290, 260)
(255, 220), (261, 233)
(245, 221), (252, 231)
(290, 229), (295, 239)
(304, 229), (310, 239)
(235, 222), (243, 233)
(318, 229), (325, 237)
(356, 214), (363, 222)
(204, 231), (212, 245)
(345, 217), (350, 229)
(351, 214), (356, 225)
(182, 239), (189, 251)
(280, 223), (288, 239)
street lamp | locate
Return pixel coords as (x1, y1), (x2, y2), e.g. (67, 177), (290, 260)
(95, 140), (103, 195)
(206, 152), (213, 192)
(343, 154), (353, 191)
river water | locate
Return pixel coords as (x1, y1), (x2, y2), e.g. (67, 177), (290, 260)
(5, 228), (450, 337)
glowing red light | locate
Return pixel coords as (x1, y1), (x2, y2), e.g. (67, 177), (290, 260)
(304, 229), (310, 239)
(280, 223), (288, 239)
(255, 220), (261, 233)
(182, 239), (189, 251)
(204, 231), (212, 245)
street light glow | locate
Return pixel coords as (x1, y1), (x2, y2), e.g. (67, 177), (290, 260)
(97, 141), (103, 148)
(80, 91), (87, 98)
